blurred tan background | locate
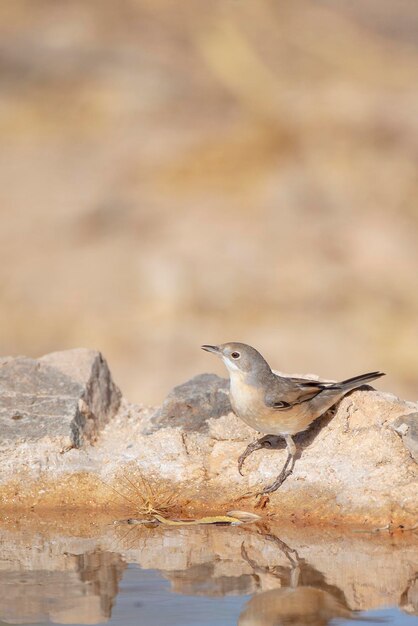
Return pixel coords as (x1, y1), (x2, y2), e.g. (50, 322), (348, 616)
(0, 0), (417, 404)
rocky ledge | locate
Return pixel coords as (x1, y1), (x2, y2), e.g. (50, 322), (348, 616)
(0, 349), (417, 527)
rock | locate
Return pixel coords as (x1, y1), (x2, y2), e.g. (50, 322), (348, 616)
(0, 349), (121, 448)
(0, 357), (417, 527)
(390, 413), (418, 463)
(148, 373), (231, 433)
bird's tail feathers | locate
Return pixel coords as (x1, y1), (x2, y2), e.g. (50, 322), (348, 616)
(334, 371), (385, 392)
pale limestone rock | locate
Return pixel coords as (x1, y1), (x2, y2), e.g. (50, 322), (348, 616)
(391, 412), (418, 463)
(148, 373), (230, 433)
(0, 354), (417, 526)
(114, 382), (418, 525)
(0, 349), (121, 448)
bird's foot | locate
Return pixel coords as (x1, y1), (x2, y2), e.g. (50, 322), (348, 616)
(237, 440), (263, 475)
(257, 453), (295, 495)
(258, 467), (293, 495)
(237, 435), (280, 476)
(238, 446), (256, 475)
(237, 454), (247, 476)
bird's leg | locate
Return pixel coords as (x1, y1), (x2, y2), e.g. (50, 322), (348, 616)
(260, 435), (296, 494)
(238, 434), (281, 476)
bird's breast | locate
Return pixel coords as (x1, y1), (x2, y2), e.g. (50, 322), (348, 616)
(229, 375), (314, 435)
(230, 377), (264, 416)
(229, 376), (276, 432)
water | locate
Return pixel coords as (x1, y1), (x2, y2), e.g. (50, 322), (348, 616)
(0, 518), (417, 626)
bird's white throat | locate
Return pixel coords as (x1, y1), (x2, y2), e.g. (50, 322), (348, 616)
(222, 357), (242, 375)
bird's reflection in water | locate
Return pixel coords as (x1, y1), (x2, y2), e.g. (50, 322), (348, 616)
(239, 534), (380, 626)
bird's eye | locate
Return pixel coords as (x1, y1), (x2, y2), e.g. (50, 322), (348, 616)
(231, 351), (241, 359)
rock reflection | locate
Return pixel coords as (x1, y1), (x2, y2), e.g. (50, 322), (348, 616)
(167, 561), (256, 596)
(0, 538), (125, 624)
(400, 573), (418, 616)
(110, 521), (418, 614)
(0, 521), (417, 625)
(239, 534), (359, 626)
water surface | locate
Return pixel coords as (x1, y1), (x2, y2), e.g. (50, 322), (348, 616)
(0, 518), (417, 626)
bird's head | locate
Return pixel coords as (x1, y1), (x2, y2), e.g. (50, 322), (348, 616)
(201, 342), (271, 380)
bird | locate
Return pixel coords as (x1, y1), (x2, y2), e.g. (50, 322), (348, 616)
(201, 342), (385, 494)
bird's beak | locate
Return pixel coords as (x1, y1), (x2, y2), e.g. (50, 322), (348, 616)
(201, 344), (221, 355)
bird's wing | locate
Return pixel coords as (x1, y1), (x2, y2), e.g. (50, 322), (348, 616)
(286, 376), (334, 387)
(264, 376), (332, 410)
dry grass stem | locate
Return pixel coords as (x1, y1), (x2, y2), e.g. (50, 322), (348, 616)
(101, 468), (179, 520)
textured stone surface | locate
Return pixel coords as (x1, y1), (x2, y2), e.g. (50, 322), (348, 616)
(0, 356), (417, 526)
(0, 349), (121, 448)
(391, 412), (418, 463)
(148, 373), (230, 433)
(116, 384), (418, 526)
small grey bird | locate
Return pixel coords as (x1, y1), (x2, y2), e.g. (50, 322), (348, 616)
(201, 342), (385, 494)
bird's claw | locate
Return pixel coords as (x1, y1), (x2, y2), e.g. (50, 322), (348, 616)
(258, 468), (293, 496)
(237, 440), (264, 476)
